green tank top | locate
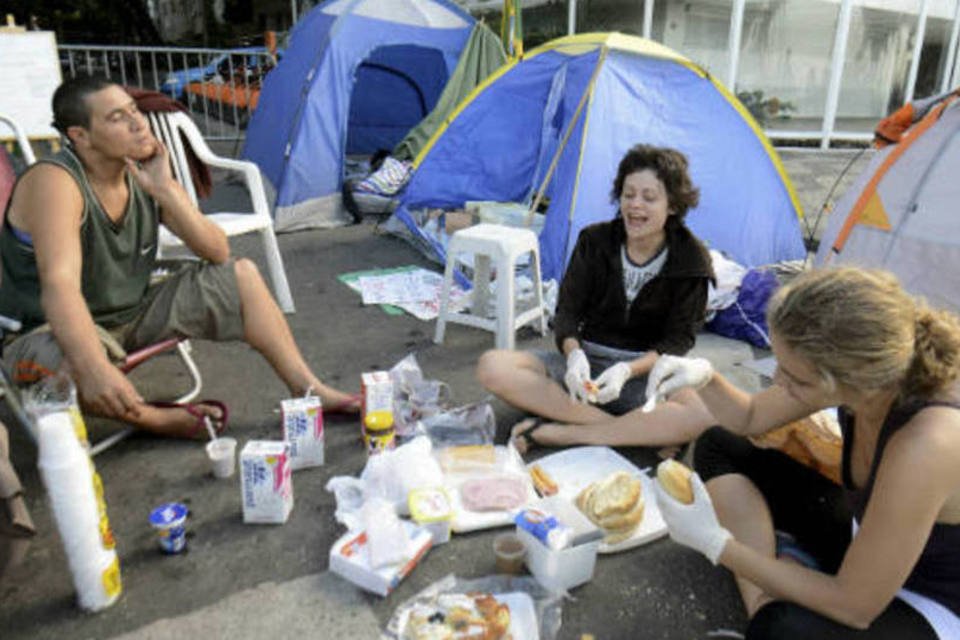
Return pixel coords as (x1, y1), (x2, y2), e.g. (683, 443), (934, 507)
(0, 148), (159, 332)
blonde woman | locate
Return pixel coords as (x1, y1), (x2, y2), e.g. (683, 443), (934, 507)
(649, 267), (960, 639)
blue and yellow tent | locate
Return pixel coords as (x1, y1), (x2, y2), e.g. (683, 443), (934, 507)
(395, 33), (805, 280)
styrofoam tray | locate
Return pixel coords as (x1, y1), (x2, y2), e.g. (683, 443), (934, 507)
(527, 446), (668, 553)
(443, 445), (537, 533)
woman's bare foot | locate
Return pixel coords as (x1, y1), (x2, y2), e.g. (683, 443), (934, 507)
(510, 417), (562, 455)
(133, 401), (227, 439)
(298, 381), (361, 414)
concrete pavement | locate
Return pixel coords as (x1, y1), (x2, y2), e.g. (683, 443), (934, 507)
(0, 147), (871, 639)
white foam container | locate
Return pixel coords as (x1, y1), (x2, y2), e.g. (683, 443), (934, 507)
(518, 496), (600, 592)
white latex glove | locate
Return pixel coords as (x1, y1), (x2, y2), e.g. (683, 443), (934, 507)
(645, 354), (714, 401)
(594, 362), (633, 404)
(654, 471), (732, 565)
(563, 348), (592, 403)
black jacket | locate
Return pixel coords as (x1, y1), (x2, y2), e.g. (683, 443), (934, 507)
(553, 219), (714, 355)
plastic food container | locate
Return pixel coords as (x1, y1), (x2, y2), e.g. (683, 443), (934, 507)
(517, 496), (601, 591)
(408, 487), (453, 545)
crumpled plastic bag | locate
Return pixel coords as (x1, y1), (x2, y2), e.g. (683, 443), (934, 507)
(389, 354), (451, 438)
(363, 497), (410, 569)
(418, 401), (496, 449)
(325, 436), (445, 526)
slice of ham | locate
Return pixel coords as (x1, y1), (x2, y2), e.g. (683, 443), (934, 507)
(460, 476), (527, 512)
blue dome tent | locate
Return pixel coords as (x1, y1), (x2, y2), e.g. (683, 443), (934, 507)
(243, 0), (477, 231)
(394, 33), (806, 281)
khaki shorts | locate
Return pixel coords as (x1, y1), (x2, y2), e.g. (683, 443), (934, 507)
(2, 260), (243, 382)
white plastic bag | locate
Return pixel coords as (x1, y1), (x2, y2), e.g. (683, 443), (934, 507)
(362, 497), (410, 569)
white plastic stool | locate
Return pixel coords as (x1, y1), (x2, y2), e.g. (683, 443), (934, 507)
(434, 224), (548, 350)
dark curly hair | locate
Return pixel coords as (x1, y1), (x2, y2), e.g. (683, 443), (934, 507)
(610, 144), (700, 225)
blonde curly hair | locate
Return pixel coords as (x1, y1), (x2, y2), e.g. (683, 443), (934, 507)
(767, 267), (960, 400)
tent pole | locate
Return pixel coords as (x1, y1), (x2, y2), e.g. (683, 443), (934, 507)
(525, 48), (608, 228)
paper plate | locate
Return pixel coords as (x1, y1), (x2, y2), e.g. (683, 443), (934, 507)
(527, 446), (668, 553)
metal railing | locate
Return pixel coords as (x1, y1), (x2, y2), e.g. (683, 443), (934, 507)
(59, 44), (278, 142)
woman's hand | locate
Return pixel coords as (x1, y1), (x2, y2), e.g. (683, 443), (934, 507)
(595, 362), (632, 404)
(654, 471), (732, 564)
(564, 348), (591, 403)
(645, 354), (714, 400)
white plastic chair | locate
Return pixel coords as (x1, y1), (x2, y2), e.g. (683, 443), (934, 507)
(0, 114), (37, 165)
(147, 111), (295, 313)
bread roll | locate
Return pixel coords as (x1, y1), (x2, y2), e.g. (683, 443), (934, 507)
(597, 493), (644, 531)
(591, 471), (641, 518)
(656, 459), (694, 504)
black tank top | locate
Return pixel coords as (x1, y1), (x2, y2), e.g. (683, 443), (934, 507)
(840, 400), (960, 616)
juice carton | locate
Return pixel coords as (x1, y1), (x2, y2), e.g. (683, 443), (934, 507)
(281, 396), (324, 470)
(361, 371), (393, 441)
(240, 440), (293, 524)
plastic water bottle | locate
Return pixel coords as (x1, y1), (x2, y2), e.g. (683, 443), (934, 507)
(31, 376), (121, 612)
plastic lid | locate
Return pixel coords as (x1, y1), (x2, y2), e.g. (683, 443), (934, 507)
(408, 487), (452, 523)
(149, 502), (188, 527)
(364, 410), (394, 432)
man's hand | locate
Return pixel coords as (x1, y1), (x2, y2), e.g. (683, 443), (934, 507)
(125, 140), (175, 199)
(563, 348), (592, 404)
(594, 362), (632, 404)
(75, 362), (144, 420)
(645, 355), (714, 401)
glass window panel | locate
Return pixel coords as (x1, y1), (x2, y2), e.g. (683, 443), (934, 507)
(657, 0), (735, 80)
(737, 0), (842, 135)
(915, 0), (960, 97)
(470, 1), (569, 50)
(836, 0), (922, 134)
(576, 0), (646, 36)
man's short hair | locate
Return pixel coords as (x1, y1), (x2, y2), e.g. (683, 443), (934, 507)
(51, 76), (116, 136)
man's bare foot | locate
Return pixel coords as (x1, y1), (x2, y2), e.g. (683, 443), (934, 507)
(297, 381), (361, 414)
(133, 401), (227, 439)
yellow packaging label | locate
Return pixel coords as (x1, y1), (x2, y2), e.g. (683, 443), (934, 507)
(99, 515), (116, 549)
(102, 557), (122, 598)
(68, 405), (89, 445)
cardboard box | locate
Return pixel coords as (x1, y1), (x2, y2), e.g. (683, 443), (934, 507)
(329, 521), (433, 597)
(281, 396), (324, 470)
(240, 440), (293, 524)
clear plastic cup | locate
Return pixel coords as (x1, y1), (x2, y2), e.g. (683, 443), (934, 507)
(493, 532), (527, 575)
(206, 437), (237, 479)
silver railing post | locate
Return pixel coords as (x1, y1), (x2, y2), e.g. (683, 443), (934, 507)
(904, 0), (930, 103)
(821, 0), (854, 149)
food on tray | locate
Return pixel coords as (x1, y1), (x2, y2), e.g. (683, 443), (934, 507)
(529, 464), (558, 497)
(460, 476), (527, 512)
(575, 471), (644, 545)
(656, 459), (693, 504)
(403, 592), (511, 640)
(583, 380), (600, 403)
(439, 445), (497, 473)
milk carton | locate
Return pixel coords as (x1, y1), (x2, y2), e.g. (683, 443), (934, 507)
(240, 441), (293, 524)
(281, 396), (324, 470)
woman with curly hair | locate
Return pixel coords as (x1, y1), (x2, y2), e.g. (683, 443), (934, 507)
(650, 267), (960, 639)
(475, 144), (716, 450)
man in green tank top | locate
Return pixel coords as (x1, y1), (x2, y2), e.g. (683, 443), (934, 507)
(0, 77), (359, 438)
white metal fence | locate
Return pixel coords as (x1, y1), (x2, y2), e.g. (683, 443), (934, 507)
(59, 44), (278, 141)
(61, 0), (960, 148)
